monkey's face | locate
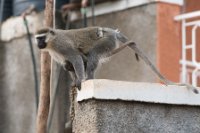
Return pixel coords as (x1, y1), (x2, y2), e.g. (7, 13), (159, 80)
(35, 29), (56, 49)
(35, 34), (47, 49)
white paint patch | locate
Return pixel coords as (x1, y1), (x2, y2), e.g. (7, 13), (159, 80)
(48, 49), (65, 65)
(77, 79), (200, 106)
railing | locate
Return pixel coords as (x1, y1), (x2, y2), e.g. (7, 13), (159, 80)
(175, 11), (200, 87)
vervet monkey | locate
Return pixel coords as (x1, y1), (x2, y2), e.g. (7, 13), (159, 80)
(35, 27), (199, 93)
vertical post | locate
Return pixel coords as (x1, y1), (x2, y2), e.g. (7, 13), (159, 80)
(181, 20), (187, 83)
(191, 25), (198, 63)
(0, 0), (5, 40)
(81, 0), (88, 27)
(191, 25), (198, 86)
(36, 0), (54, 133)
(91, 0), (95, 26)
(23, 17), (39, 110)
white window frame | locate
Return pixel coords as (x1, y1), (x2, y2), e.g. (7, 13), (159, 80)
(175, 11), (200, 87)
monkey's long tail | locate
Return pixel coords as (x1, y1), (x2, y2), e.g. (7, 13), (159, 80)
(115, 31), (199, 94)
(106, 40), (198, 94)
(127, 42), (199, 94)
(116, 32), (139, 61)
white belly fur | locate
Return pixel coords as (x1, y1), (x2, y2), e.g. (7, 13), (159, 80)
(48, 49), (66, 65)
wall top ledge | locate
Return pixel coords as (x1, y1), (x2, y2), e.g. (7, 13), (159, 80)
(77, 79), (200, 106)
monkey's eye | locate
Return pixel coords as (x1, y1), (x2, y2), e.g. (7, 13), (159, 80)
(49, 30), (55, 35)
(36, 36), (46, 42)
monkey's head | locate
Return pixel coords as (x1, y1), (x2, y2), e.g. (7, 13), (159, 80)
(35, 28), (56, 49)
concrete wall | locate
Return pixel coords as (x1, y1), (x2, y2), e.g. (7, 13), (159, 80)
(0, 37), (39, 133)
(73, 79), (200, 133)
(74, 100), (200, 133)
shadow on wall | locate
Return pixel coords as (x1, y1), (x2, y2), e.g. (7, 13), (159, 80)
(0, 43), (8, 133)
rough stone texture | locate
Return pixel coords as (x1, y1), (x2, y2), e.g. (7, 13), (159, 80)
(73, 100), (200, 133)
(72, 3), (157, 83)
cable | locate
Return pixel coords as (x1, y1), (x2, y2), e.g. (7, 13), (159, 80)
(90, 0), (95, 26)
(81, 0), (88, 27)
(0, 0), (5, 40)
(23, 16), (39, 111)
(0, 0), (5, 22)
(81, 7), (87, 27)
(65, 11), (71, 29)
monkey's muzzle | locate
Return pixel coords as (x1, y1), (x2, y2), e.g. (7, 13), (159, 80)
(38, 42), (47, 49)
(36, 38), (47, 49)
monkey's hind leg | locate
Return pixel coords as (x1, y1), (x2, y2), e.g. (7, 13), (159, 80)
(86, 37), (116, 79)
(68, 56), (85, 90)
(86, 55), (98, 80)
(64, 60), (87, 88)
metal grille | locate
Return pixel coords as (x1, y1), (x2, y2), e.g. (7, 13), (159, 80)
(175, 11), (200, 87)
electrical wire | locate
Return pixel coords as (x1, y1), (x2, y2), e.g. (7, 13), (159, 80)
(65, 11), (71, 29)
(0, 0), (4, 22)
(91, 0), (95, 26)
(0, 0), (5, 40)
(81, 0), (88, 27)
(81, 7), (87, 27)
(23, 17), (39, 111)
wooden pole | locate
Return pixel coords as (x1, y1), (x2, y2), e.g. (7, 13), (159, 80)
(36, 0), (54, 133)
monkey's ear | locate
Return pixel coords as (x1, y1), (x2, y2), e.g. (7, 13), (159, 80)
(48, 28), (55, 35)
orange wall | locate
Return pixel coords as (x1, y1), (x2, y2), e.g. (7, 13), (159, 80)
(185, 0), (200, 12)
(157, 3), (182, 82)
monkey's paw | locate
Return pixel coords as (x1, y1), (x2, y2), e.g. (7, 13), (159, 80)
(74, 80), (81, 90)
(71, 84), (81, 90)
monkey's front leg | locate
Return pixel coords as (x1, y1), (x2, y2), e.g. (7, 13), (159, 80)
(63, 61), (76, 87)
(68, 56), (85, 90)
(63, 61), (74, 71)
(63, 60), (87, 88)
